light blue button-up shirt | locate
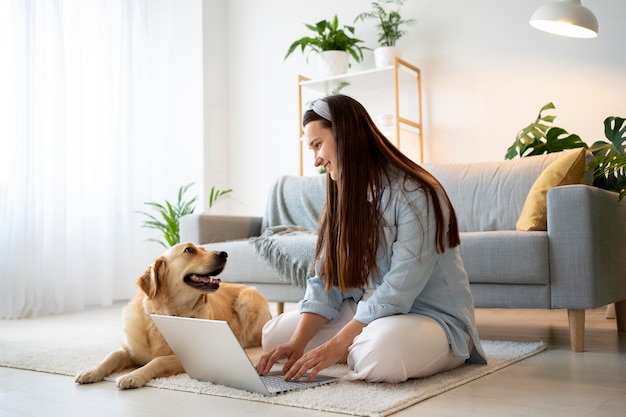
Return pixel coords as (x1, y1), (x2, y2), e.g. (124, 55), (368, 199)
(299, 175), (487, 364)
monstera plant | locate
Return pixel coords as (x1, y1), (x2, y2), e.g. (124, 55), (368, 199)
(504, 102), (588, 159)
(588, 116), (626, 202)
(506, 102), (626, 202)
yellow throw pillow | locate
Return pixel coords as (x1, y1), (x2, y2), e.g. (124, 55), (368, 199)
(516, 148), (587, 231)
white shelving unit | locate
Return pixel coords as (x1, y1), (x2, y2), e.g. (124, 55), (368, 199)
(297, 57), (423, 175)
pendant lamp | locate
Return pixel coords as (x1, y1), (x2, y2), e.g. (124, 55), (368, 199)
(530, 0), (598, 38)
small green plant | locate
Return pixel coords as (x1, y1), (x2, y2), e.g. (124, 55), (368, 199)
(331, 81), (350, 95)
(138, 183), (232, 248)
(208, 185), (233, 208)
(305, 81), (350, 108)
(354, 0), (416, 47)
(284, 15), (367, 63)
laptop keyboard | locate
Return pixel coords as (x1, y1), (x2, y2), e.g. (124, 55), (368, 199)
(261, 374), (315, 392)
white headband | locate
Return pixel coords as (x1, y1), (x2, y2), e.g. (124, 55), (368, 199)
(310, 99), (332, 122)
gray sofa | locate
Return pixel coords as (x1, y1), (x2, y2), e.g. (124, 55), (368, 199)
(180, 150), (626, 352)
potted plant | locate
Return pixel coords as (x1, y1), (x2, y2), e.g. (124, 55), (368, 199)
(137, 183), (232, 248)
(284, 15), (367, 77)
(354, 0), (416, 68)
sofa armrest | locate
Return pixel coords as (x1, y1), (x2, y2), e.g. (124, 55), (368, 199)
(547, 184), (626, 309)
(179, 214), (263, 245)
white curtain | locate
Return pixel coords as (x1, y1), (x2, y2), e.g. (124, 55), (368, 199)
(0, 0), (200, 318)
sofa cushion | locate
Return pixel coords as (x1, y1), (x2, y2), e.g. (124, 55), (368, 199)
(459, 231), (550, 285)
(423, 152), (567, 232)
(201, 240), (292, 285)
(516, 148), (587, 231)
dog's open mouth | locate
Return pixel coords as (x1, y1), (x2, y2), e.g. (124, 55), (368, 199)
(184, 268), (224, 292)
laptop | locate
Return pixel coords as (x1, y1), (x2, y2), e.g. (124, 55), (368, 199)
(150, 314), (338, 396)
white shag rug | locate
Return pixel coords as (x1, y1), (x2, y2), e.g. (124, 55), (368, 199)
(0, 340), (545, 417)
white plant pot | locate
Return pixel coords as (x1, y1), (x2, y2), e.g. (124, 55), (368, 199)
(315, 50), (350, 77)
(377, 113), (395, 128)
(374, 46), (402, 68)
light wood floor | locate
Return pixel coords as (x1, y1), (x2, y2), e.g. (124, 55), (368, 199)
(1, 303), (624, 417)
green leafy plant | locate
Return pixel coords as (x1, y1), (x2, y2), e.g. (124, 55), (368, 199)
(284, 15), (368, 63)
(331, 81), (350, 95)
(208, 185), (233, 208)
(505, 102), (587, 160)
(354, 0), (416, 47)
(138, 183), (232, 248)
(505, 103), (626, 202)
(588, 117), (626, 202)
(305, 81), (350, 108)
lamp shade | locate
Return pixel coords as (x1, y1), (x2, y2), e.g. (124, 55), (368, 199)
(530, 0), (598, 38)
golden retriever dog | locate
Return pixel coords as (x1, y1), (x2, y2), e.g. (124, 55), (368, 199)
(75, 242), (272, 389)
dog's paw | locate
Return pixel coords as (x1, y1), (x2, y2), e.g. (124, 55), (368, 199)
(115, 373), (148, 390)
(75, 369), (105, 384)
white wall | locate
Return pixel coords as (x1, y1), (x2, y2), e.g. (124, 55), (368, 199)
(202, 0), (626, 217)
(121, 0), (205, 295)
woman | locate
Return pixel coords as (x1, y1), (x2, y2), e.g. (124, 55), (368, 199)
(256, 95), (487, 383)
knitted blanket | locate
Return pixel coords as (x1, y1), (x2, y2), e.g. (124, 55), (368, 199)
(250, 225), (317, 289)
(261, 174), (326, 231)
(250, 174), (326, 288)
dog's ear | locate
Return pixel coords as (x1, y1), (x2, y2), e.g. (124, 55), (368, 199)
(137, 257), (167, 299)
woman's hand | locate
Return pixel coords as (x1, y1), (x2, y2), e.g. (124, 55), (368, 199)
(255, 340), (305, 376)
(285, 319), (367, 382)
(283, 338), (347, 381)
(256, 312), (329, 376)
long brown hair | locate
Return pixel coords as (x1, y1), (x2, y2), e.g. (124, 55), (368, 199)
(304, 95), (460, 291)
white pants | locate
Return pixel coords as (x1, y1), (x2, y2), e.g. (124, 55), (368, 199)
(262, 300), (466, 383)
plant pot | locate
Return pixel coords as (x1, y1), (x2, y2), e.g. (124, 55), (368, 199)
(374, 46), (402, 68)
(377, 113), (394, 128)
(315, 50), (350, 77)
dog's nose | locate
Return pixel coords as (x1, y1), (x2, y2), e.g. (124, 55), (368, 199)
(217, 251), (228, 260)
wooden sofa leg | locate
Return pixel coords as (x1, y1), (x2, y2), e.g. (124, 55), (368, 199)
(567, 309), (585, 352)
(276, 302), (285, 316)
(615, 300), (626, 332)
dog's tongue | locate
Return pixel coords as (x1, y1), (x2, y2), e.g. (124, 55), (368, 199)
(192, 275), (221, 284)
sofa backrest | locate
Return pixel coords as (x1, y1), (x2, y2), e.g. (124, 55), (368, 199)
(264, 151), (585, 234)
(423, 152), (572, 232)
